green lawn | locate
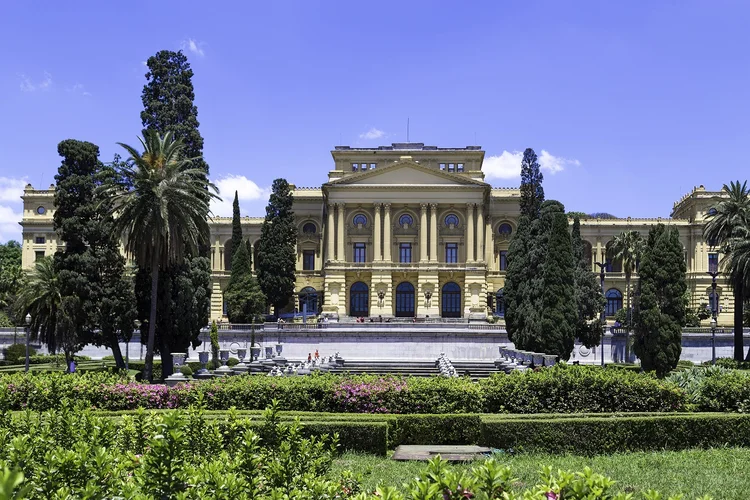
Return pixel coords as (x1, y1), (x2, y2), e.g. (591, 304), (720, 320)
(333, 448), (750, 499)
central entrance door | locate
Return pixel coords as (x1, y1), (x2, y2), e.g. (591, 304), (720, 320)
(395, 282), (415, 317)
(350, 282), (369, 317)
(441, 282), (461, 318)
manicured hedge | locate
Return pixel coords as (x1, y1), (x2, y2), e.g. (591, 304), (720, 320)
(480, 413), (750, 454)
(389, 414), (482, 447)
(481, 364), (685, 413)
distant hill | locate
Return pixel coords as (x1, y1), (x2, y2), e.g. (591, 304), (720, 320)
(566, 211), (618, 220)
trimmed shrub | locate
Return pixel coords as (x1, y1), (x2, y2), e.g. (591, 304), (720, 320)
(480, 413), (750, 454)
(389, 414), (482, 447)
(180, 365), (193, 377)
(696, 369), (750, 412)
(2, 343), (36, 364)
(481, 364), (685, 413)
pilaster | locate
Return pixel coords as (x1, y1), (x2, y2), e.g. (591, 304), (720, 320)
(420, 203), (428, 262)
(417, 273), (440, 317)
(429, 203), (438, 262)
(484, 216), (493, 267)
(383, 204), (392, 262)
(476, 207), (485, 263)
(466, 203), (475, 263)
(336, 203), (345, 262)
(373, 203), (382, 261)
(326, 204), (335, 262)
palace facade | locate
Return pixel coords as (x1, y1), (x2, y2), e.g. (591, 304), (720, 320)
(19, 143), (730, 325)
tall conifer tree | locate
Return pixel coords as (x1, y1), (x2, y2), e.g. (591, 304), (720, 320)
(231, 191), (243, 268)
(257, 179), (297, 315)
(633, 225), (687, 376)
(571, 216), (605, 347)
(503, 215), (531, 342)
(519, 148), (544, 219)
(134, 49), (211, 376)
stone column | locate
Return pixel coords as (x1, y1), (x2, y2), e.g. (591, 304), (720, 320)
(383, 203), (392, 262)
(373, 203), (382, 261)
(250, 242), (255, 271)
(326, 204), (335, 262)
(484, 216), (493, 266)
(336, 203), (345, 262)
(429, 203), (438, 262)
(476, 207), (485, 263)
(420, 203), (428, 262)
(466, 203), (475, 262)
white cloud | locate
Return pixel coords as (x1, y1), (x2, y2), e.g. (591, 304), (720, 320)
(483, 149), (580, 180)
(359, 128), (385, 140)
(66, 83), (91, 96)
(0, 177), (27, 243)
(181, 38), (205, 57)
(210, 175), (270, 218)
(19, 72), (52, 92)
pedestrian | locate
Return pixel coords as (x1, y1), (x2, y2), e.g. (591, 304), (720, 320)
(68, 359), (76, 374)
(315, 349), (319, 360)
(307, 353), (312, 362)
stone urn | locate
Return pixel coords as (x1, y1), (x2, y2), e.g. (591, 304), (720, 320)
(215, 349), (234, 376)
(250, 344), (261, 361)
(233, 348), (249, 374)
(165, 352), (188, 386)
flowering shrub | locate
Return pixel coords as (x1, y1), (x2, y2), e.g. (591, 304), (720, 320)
(0, 366), (687, 413)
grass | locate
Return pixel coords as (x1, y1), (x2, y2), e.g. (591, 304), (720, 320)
(332, 448), (750, 499)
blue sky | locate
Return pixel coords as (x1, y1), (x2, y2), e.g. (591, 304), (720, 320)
(1, 0), (748, 242)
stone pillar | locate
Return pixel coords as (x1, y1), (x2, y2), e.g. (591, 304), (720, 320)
(383, 204), (392, 262)
(429, 203), (438, 262)
(250, 242), (255, 271)
(476, 207), (485, 263)
(373, 203), (382, 261)
(420, 203), (428, 262)
(466, 203), (475, 262)
(336, 203), (345, 262)
(484, 216), (493, 266)
(327, 204), (335, 262)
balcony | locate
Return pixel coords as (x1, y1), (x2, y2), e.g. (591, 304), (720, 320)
(325, 261), (486, 272)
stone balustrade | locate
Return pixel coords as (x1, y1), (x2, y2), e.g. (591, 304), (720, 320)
(495, 346), (558, 373)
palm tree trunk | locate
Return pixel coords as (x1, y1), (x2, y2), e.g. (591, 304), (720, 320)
(625, 276), (631, 363)
(145, 255), (159, 382)
(735, 280), (746, 361)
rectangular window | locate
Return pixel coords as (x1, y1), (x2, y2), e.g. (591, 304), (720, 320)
(400, 243), (412, 263)
(500, 250), (508, 271)
(35, 236), (45, 244)
(303, 250), (315, 270)
(34, 251), (45, 261)
(448, 163), (455, 172)
(439, 163), (446, 170)
(708, 252), (719, 274)
(445, 243), (458, 263)
(369, 163), (376, 170)
(354, 243), (366, 263)
(457, 163), (464, 172)
(351, 163), (359, 172)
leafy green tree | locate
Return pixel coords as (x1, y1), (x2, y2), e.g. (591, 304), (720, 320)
(225, 234), (266, 324)
(52, 139), (135, 367)
(14, 257), (63, 352)
(257, 179), (296, 315)
(135, 49), (214, 376)
(103, 131), (217, 381)
(571, 217), (605, 347)
(633, 225), (687, 376)
(519, 148), (544, 219)
(503, 215), (532, 343)
(704, 180), (750, 361)
(0, 241), (22, 325)
(609, 230), (644, 362)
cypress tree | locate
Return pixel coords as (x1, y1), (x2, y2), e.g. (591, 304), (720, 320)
(503, 214), (532, 342)
(53, 140), (135, 366)
(257, 179), (297, 315)
(519, 148), (545, 219)
(224, 242), (266, 324)
(231, 191), (243, 264)
(633, 225), (686, 376)
(571, 216), (605, 347)
(536, 210), (577, 358)
(134, 49), (211, 376)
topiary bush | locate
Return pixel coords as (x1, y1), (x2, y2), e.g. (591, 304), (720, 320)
(2, 344), (36, 364)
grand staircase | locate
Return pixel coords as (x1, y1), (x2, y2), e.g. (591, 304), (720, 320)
(325, 359), (501, 379)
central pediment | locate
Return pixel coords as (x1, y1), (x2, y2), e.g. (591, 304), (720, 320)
(328, 160), (486, 187)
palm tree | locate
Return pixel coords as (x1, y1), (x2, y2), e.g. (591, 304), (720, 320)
(704, 181), (750, 361)
(14, 256), (62, 353)
(102, 130), (218, 381)
(610, 230), (644, 363)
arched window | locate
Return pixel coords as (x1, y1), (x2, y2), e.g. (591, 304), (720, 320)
(395, 282), (415, 317)
(441, 282), (461, 318)
(445, 214), (459, 227)
(350, 282), (369, 317)
(399, 214), (414, 227)
(302, 222), (317, 234)
(707, 207), (718, 216)
(605, 289), (623, 316)
(498, 223), (513, 236)
(298, 287), (318, 314)
(353, 214), (368, 226)
(495, 289), (505, 316)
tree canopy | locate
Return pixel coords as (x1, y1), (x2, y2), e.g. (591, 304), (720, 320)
(519, 148), (544, 219)
(571, 216), (605, 348)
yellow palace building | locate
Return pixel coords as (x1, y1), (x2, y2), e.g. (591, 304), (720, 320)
(20, 143), (730, 325)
